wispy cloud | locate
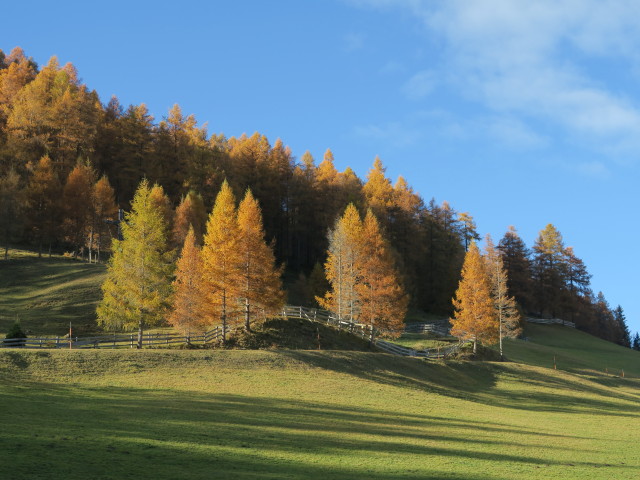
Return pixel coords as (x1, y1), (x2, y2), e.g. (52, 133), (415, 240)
(352, 0), (640, 159)
(401, 70), (436, 100)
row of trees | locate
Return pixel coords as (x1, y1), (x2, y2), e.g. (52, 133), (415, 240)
(0, 47), (635, 347)
(97, 180), (284, 348)
(497, 224), (631, 347)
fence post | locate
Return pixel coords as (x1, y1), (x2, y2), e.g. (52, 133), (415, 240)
(130, 334), (134, 348)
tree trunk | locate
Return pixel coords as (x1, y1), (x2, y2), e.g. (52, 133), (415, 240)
(137, 319), (143, 349)
(221, 290), (227, 345)
(245, 298), (251, 332)
(473, 338), (477, 355)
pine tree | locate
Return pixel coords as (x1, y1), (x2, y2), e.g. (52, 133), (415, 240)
(532, 224), (566, 318)
(357, 210), (407, 339)
(632, 332), (640, 351)
(236, 189), (284, 330)
(149, 184), (173, 235)
(497, 226), (533, 312)
(201, 180), (242, 342)
(612, 305), (631, 348)
(458, 212), (480, 251)
(318, 204), (363, 321)
(169, 227), (207, 337)
(96, 179), (172, 348)
(485, 235), (521, 359)
(451, 242), (497, 354)
(363, 156), (394, 225)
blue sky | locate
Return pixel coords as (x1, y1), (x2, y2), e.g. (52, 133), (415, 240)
(5, 0), (640, 334)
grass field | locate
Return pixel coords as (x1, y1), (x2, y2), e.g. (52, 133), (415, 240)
(2, 247), (640, 479)
(1, 349), (639, 480)
(0, 249), (106, 336)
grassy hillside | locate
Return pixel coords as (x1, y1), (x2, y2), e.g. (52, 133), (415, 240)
(0, 249), (106, 336)
(1, 349), (639, 480)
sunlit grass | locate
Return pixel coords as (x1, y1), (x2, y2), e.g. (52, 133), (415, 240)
(1, 349), (639, 479)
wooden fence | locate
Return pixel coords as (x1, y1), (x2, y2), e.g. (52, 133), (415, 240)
(525, 318), (576, 328)
(0, 305), (467, 358)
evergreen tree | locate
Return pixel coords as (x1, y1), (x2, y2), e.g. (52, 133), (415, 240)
(497, 226), (533, 312)
(532, 224), (565, 318)
(357, 210), (407, 339)
(169, 227), (207, 337)
(200, 180), (242, 342)
(632, 332), (640, 351)
(237, 189), (285, 330)
(451, 242), (497, 354)
(96, 179), (172, 348)
(458, 212), (480, 252)
(612, 305), (631, 348)
(485, 235), (521, 359)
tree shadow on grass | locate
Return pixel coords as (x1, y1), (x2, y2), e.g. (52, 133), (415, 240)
(0, 382), (628, 480)
(277, 351), (640, 418)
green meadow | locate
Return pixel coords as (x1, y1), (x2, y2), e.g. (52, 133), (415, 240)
(1, 249), (639, 479)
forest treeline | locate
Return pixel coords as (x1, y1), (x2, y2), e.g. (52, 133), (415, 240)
(0, 47), (634, 348)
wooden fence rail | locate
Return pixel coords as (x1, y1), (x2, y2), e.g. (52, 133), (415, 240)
(1, 305), (466, 358)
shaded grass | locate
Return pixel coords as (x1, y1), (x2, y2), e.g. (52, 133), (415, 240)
(0, 249), (106, 336)
(1, 349), (639, 479)
(503, 323), (640, 377)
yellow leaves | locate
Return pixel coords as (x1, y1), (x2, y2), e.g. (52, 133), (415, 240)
(451, 242), (497, 347)
(322, 204), (407, 332)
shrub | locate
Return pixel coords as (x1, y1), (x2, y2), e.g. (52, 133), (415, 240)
(5, 320), (27, 347)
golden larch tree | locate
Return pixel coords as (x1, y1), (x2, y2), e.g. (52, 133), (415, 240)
(89, 175), (117, 263)
(237, 189), (285, 331)
(318, 204), (363, 321)
(97, 179), (172, 348)
(200, 180), (242, 342)
(451, 242), (497, 354)
(485, 235), (522, 359)
(169, 226), (207, 338)
(62, 161), (95, 258)
(357, 210), (407, 340)
(173, 190), (207, 248)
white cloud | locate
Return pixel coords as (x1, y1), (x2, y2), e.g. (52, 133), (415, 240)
(352, 0), (640, 158)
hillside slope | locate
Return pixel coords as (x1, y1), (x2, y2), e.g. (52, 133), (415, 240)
(1, 349), (639, 480)
(0, 249), (106, 336)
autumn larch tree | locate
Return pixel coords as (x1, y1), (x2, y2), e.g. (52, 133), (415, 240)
(357, 210), (407, 340)
(62, 161), (95, 258)
(0, 169), (23, 259)
(173, 190), (207, 248)
(485, 235), (521, 359)
(97, 179), (172, 348)
(201, 180), (242, 342)
(451, 242), (497, 354)
(25, 155), (62, 257)
(237, 189), (285, 331)
(318, 204), (363, 321)
(169, 226), (207, 338)
(89, 175), (117, 263)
